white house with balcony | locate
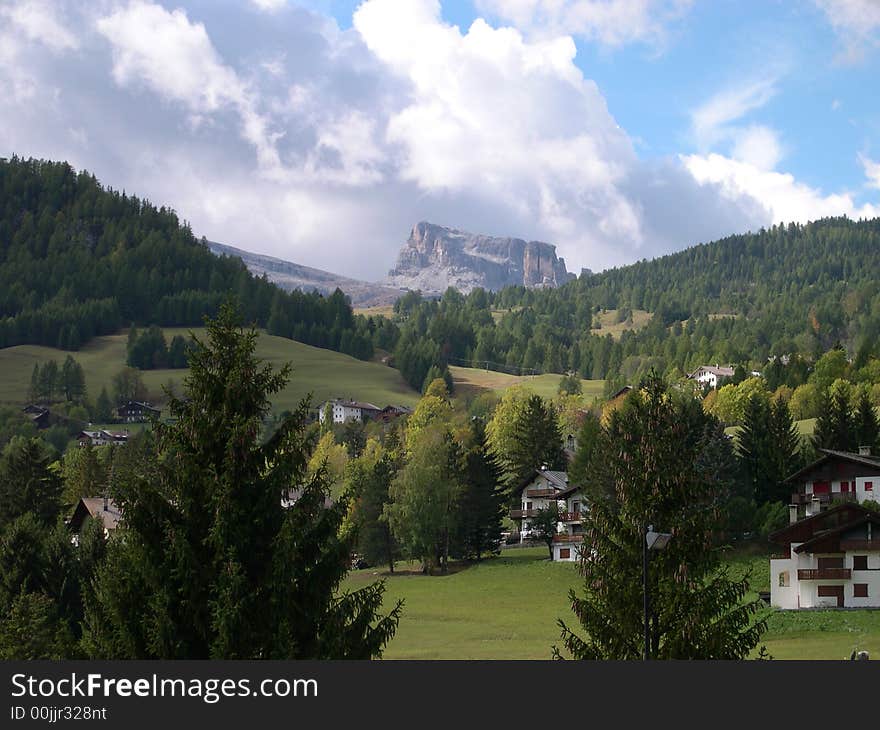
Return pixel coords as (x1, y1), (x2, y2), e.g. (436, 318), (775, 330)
(687, 365), (735, 390)
(318, 399), (382, 424)
(769, 504), (880, 609)
(785, 448), (880, 522)
(510, 469), (586, 562)
(769, 447), (880, 609)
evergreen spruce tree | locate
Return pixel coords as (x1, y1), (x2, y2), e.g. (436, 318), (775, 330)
(568, 411), (601, 488)
(812, 389), (836, 452)
(556, 374), (767, 659)
(28, 364), (40, 403)
(61, 355), (86, 403)
(0, 437), (64, 532)
(813, 388), (853, 451)
(736, 394), (772, 504)
(454, 419), (505, 561)
(39, 361), (59, 403)
(854, 390), (879, 453)
(767, 398), (802, 503)
(506, 394), (566, 488)
(94, 387), (113, 423)
(84, 302), (401, 659)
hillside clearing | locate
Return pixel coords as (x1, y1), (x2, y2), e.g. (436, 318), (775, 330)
(449, 366), (605, 400)
(591, 308), (652, 339)
(0, 329), (420, 412)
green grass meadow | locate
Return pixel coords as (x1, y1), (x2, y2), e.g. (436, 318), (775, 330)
(0, 328), (421, 412)
(449, 365), (605, 401)
(345, 546), (880, 660)
(344, 547), (580, 659)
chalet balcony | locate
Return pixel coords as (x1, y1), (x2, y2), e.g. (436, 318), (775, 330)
(840, 540), (879, 551)
(553, 534), (584, 543)
(526, 488), (558, 498)
(797, 568), (851, 580)
(558, 512), (583, 523)
(510, 509), (537, 519)
(792, 492), (858, 507)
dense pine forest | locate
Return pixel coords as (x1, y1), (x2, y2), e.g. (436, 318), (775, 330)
(4, 156), (880, 396)
(392, 218), (880, 390)
(0, 157), (389, 359)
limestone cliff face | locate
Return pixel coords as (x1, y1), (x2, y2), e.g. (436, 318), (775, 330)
(384, 222), (574, 293)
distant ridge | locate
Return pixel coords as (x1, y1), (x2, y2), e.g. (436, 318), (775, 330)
(207, 241), (402, 307)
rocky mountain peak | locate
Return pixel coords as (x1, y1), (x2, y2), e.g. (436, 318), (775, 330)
(384, 221), (574, 294)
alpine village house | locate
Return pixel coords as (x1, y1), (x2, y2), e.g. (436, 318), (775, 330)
(770, 447), (880, 609)
(510, 469), (586, 561)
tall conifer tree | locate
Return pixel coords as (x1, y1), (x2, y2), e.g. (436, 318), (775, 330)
(84, 303), (401, 659)
(556, 374), (766, 659)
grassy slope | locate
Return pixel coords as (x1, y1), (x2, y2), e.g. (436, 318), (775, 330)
(450, 366), (605, 401)
(591, 308), (652, 339)
(345, 547), (579, 659)
(344, 546), (880, 660)
(0, 328), (420, 412)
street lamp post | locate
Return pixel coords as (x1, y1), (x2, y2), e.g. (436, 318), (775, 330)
(643, 524), (672, 660)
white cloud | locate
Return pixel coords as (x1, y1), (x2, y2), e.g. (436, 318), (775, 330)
(683, 153), (880, 224)
(690, 78), (785, 172)
(1, 0), (79, 52)
(730, 125), (783, 171)
(861, 154), (880, 189)
(476, 0), (693, 49)
(94, 1), (283, 168)
(251, 0), (287, 10)
(353, 0), (646, 262)
(814, 0), (880, 62)
(6, 0), (870, 284)
(691, 78), (777, 148)
(97, 2), (245, 112)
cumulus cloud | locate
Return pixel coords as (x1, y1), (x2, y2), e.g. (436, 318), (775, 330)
(0, 0), (873, 282)
(96, 1), (283, 175)
(353, 0), (646, 261)
(683, 153), (880, 224)
(684, 69), (879, 228)
(1, 0), (79, 52)
(476, 0), (693, 49)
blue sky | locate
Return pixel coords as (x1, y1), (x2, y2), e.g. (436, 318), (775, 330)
(1, 0), (878, 279)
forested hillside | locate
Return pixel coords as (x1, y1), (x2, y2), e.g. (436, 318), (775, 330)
(0, 157), (391, 359)
(392, 218), (880, 390)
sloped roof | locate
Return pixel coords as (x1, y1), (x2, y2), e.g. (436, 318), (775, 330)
(784, 448), (880, 484)
(70, 497), (123, 531)
(768, 502), (874, 546)
(515, 468), (569, 495)
(793, 513), (880, 554)
(326, 399), (381, 411)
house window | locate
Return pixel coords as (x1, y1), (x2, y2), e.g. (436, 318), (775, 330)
(853, 555), (868, 571)
(778, 571), (790, 588)
(854, 584), (869, 598)
(526, 502), (533, 510)
(867, 481), (874, 492)
(559, 548), (571, 559)
(841, 481), (849, 492)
